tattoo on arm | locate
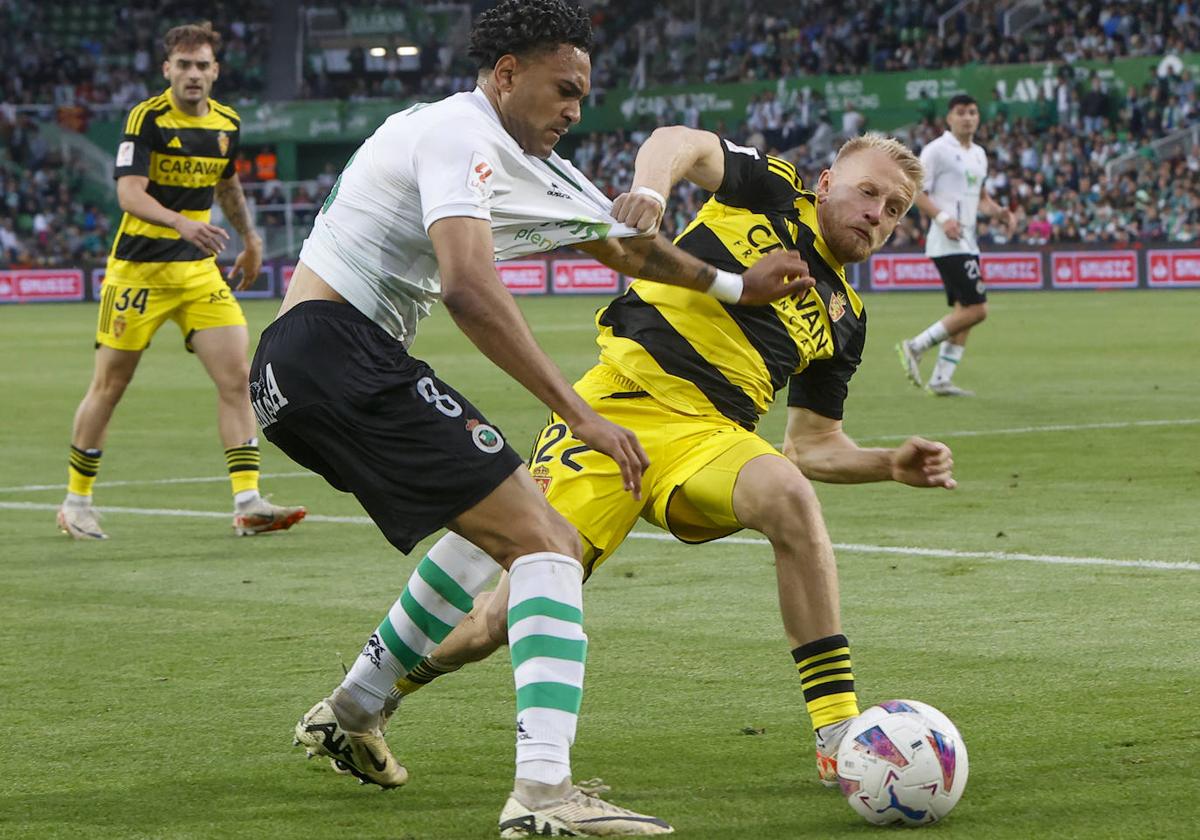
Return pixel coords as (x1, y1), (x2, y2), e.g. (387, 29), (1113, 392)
(214, 178), (257, 241)
(625, 237), (716, 291)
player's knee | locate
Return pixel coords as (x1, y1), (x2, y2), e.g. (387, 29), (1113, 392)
(508, 506), (579, 562)
(89, 371), (133, 405)
(215, 367), (251, 402)
(758, 473), (823, 542)
(541, 507), (582, 560)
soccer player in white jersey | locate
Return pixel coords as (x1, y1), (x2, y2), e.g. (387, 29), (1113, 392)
(897, 94), (1014, 396)
(249, 1), (809, 835)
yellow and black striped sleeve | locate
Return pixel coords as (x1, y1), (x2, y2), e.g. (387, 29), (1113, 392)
(212, 101), (240, 179)
(713, 136), (806, 213)
(113, 95), (168, 180)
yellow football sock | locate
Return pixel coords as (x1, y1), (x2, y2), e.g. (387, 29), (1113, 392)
(224, 443), (260, 497)
(67, 445), (102, 497)
(793, 634), (861, 730)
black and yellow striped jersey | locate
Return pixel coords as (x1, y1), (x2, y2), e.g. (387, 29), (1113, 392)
(109, 90), (240, 275)
(596, 137), (867, 429)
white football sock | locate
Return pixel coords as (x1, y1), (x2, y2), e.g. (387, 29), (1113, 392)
(909, 320), (950, 354)
(508, 552), (587, 786)
(342, 532), (499, 714)
(930, 342), (965, 385)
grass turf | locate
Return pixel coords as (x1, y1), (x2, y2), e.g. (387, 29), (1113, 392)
(1, 290), (1197, 839)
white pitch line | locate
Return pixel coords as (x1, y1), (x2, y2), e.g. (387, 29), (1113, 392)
(623, 531), (1200, 572)
(6, 500), (1195, 573)
(0, 500), (371, 525)
(5, 418), (1195, 496)
(0, 471), (314, 494)
(853, 417), (1200, 444)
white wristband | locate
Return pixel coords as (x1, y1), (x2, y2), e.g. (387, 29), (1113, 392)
(707, 269), (744, 303)
(935, 210), (951, 226)
(631, 185), (667, 210)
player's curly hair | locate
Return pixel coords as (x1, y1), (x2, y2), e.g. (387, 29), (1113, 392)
(163, 21), (222, 59)
(468, 0), (592, 70)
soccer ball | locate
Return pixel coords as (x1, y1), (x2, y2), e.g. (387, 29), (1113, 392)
(835, 699), (968, 826)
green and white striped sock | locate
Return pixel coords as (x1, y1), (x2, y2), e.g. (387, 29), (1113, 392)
(508, 552), (587, 786)
(341, 533), (499, 712)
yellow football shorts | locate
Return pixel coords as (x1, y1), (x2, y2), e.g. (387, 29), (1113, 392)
(95, 263), (246, 352)
(530, 363), (786, 576)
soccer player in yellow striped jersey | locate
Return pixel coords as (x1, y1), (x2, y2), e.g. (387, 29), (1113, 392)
(369, 129), (962, 792)
(57, 22), (305, 541)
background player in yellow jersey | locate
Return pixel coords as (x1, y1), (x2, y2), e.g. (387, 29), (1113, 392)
(57, 22), (305, 540)
(319, 130), (960, 793)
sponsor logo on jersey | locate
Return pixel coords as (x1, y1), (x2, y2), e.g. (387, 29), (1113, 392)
(467, 152), (495, 201)
(116, 141), (135, 167)
(828, 290), (847, 322)
(155, 156), (225, 177)
(167, 136), (183, 149)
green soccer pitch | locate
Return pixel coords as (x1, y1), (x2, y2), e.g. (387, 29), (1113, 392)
(2, 291), (1197, 839)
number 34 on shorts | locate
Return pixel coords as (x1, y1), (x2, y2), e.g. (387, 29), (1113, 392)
(94, 272), (247, 352)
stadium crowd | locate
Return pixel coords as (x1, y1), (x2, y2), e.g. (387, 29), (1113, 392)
(4, 1), (1200, 265)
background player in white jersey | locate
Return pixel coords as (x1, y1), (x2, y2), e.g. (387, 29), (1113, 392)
(251, 1), (808, 835)
(897, 94), (1015, 396)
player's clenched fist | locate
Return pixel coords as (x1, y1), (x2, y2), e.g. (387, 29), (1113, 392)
(611, 186), (667, 236)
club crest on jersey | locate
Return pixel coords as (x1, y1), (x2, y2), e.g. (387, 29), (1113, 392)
(531, 465), (552, 494)
(467, 152), (495, 201)
(217, 131), (230, 156)
(113, 315), (126, 338)
(466, 418), (504, 453)
(828, 291), (848, 322)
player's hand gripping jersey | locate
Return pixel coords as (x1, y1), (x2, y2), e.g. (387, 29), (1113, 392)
(597, 138), (867, 428)
(300, 88), (641, 346)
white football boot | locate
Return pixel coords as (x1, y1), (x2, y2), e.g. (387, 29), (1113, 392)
(293, 697), (407, 789)
(499, 779), (673, 837)
(57, 503), (108, 540)
(815, 717), (856, 787)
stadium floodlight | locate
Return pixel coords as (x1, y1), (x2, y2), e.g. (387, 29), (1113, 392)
(396, 46), (419, 56)
(369, 47), (387, 57)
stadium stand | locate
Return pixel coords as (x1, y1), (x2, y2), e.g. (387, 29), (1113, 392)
(4, 0), (1200, 266)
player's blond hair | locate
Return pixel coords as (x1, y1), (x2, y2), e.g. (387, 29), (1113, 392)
(834, 132), (924, 198)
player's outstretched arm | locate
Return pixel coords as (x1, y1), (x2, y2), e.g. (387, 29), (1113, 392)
(577, 235), (813, 306)
(431, 216), (649, 497)
(783, 407), (956, 489)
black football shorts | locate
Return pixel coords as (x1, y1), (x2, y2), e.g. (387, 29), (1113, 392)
(250, 301), (524, 553)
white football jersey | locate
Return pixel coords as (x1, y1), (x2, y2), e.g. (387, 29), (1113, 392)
(920, 131), (989, 257)
(299, 88), (639, 345)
